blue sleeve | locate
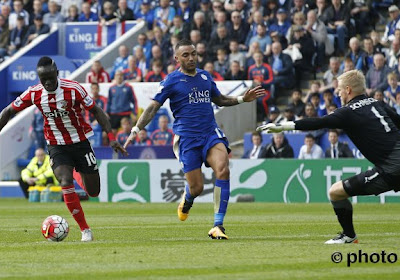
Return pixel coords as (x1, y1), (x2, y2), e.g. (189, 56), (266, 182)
(168, 7), (176, 22)
(210, 77), (221, 98)
(153, 78), (171, 105)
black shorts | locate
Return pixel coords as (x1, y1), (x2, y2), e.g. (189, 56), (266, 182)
(343, 167), (400, 197)
(109, 115), (125, 129)
(47, 140), (98, 174)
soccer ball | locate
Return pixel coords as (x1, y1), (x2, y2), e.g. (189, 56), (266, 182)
(41, 215), (69, 242)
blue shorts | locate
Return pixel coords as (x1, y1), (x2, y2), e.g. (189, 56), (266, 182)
(173, 128), (230, 173)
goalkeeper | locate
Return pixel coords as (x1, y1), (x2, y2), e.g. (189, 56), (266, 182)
(258, 70), (400, 244)
(19, 148), (58, 198)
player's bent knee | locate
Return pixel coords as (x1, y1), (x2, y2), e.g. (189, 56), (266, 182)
(215, 165), (230, 180)
(329, 182), (344, 201)
(188, 184), (203, 197)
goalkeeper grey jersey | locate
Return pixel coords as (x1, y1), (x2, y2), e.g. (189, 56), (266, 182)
(295, 94), (400, 170)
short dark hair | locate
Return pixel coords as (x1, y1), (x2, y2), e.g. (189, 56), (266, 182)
(37, 56), (57, 69)
(175, 39), (194, 51)
(328, 129), (339, 135)
(305, 133), (315, 140)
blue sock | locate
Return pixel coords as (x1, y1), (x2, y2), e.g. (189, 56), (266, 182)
(184, 184), (195, 203)
(213, 179), (230, 227)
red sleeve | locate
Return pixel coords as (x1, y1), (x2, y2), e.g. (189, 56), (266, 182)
(161, 72), (166, 79)
(145, 71), (152, 82)
(75, 82), (95, 110)
(262, 63), (273, 84)
(137, 68), (143, 80)
(11, 88), (33, 112)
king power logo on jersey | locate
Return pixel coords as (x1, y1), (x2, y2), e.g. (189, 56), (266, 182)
(107, 162), (150, 202)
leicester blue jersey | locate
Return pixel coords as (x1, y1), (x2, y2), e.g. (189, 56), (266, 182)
(153, 69), (222, 137)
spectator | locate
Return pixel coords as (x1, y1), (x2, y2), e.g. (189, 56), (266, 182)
(228, 40), (246, 69)
(393, 92), (400, 114)
(305, 9), (333, 67)
(8, 16), (28, 55)
(1, 5), (10, 24)
(145, 59), (166, 82)
(135, 128), (152, 146)
(107, 70), (138, 134)
(150, 44), (165, 68)
(8, 0), (29, 29)
(289, 25), (316, 89)
(248, 23), (271, 56)
(134, 32), (152, 63)
(343, 57), (355, 73)
(228, 10), (249, 48)
(196, 41), (209, 69)
(265, 106), (284, 124)
(209, 23), (230, 58)
(123, 55), (142, 82)
(388, 39), (400, 69)
(232, 0), (249, 21)
(60, 0), (82, 18)
(189, 29), (202, 46)
(214, 48), (229, 77)
(259, 132), (294, 158)
(134, 46), (149, 78)
(286, 11), (305, 44)
(264, 0), (279, 24)
(65, 4), (79, 22)
(283, 105), (298, 122)
(324, 0), (349, 55)
(269, 8), (291, 39)
(288, 89), (305, 117)
(86, 60), (111, 83)
(323, 57), (342, 89)
(115, 0), (134, 22)
(247, 0), (264, 25)
(99, 1), (117, 25)
(183, 10), (210, 42)
(116, 117), (133, 146)
(169, 15), (184, 37)
(373, 90), (384, 102)
(224, 60), (246, 80)
(211, 10), (231, 38)
(134, 0), (154, 30)
(382, 5), (400, 45)
(31, 108), (45, 150)
(176, 0), (191, 23)
(242, 131), (264, 159)
(246, 10), (264, 46)
(362, 37), (375, 72)
(0, 14), (9, 59)
(204, 61), (224, 81)
(150, 115), (174, 145)
(348, 0), (371, 36)
(384, 72), (400, 105)
(87, 82), (107, 125)
(110, 45), (130, 79)
(199, 0), (213, 26)
(43, 0), (64, 26)
(19, 148), (58, 198)
(345, 37), (366, 71)
(78, 2), (98, 22)
(30, 0), (45, 25)
(167, 64), (175, 74)
(269, 41), (294, 89)
(290, 0), (309, 20)
(365, 53), (392, 96)
(248, 51), (273, 119)
(153, 0), (175, 33)
(298, 133), (324, 159)
(315, 0), (329, 25)
(304, 102), (317, 118)
(325, 129), (354, 159)
(25, 14), (50, 45)
(318, 89), (340, 117)
(371, 30), (385, 55)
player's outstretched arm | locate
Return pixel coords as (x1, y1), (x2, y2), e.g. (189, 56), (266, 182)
(212, 85), (265, 107)
(89, 104), (128, 156)
(0, 105), (17, 132)
(123, 100), (162, 149)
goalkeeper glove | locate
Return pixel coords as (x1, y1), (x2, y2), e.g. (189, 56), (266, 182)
(256, 121), (295, 133)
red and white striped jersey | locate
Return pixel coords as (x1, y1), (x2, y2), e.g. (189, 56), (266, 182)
(12, 78), (95, 145)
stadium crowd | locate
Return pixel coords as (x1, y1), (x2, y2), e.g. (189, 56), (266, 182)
(3, 0), (400, 154)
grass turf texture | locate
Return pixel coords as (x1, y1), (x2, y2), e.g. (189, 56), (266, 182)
(0, 199), (399, 279)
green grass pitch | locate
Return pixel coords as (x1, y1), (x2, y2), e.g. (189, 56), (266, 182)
(0, 199), (399, 279)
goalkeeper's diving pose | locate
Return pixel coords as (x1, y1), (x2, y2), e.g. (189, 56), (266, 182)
(258, 70), (400, 244)
(124, 39), (265, 239)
